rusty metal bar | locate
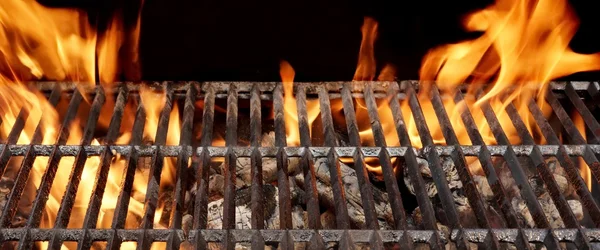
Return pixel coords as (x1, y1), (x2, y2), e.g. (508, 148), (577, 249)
(404, 84), (470, 249)
(48, 86), (106, 249)
(272, 83), (293, 232)
(504, 101), (591, 249)
(137, 84), (174, 250)
(475, 90), (561, 249)
(428, 85), (500, 249)
(362, 84), (408, 228)
(317, 86), (350, 229)
(0, 86), (61, 182)
(452, 90), (533, 250)
(192, 84), (216, 249)
(17, 89), (84, 250)
(295, 86), (321, 229)
(387, 84), (440, 249)
(249, 84), (266, 248)
(564, 83), (600, 143)
(339, 83), (379, 230)
(249, 84), (265, 230)
(106, 93), (147, 250)
(166, 83), (197, 249)
(78, 85), (129, 250)
(222, 83), (239, 249)
(530, 96), (600, 226)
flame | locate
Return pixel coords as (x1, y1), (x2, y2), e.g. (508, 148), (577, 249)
(280, 60), (320, 146)
(0, 0), (155, 249)
(353, 17), (378, 81)
(573, 113), (592, 191)
(349, 17), (400, 173)
(0, 0), (97, 84)
(402, 0), (600, 180)
(412, 0), (600, 146)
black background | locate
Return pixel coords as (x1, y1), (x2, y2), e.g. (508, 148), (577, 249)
(38, 0), (600, 82)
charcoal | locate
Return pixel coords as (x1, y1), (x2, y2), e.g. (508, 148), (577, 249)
(403, 156), (461, 198)
(473, 174), (494, 201)
(511, 194), (584, 228)
(207, 184), (279, 229)
(296, 158), (394, 229)
(208, 174), (224, 201)
(0, 177), (13, 212)
(320, 210), (337, 229)
(217, 132), (300, 188)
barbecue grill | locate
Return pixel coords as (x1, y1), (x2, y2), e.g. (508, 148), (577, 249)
(0, 81), (599, 249)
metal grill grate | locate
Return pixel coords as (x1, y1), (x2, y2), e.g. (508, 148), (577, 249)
(0, 81), (599, 249)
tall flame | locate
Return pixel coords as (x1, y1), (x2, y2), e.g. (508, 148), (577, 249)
(0, 0), (97, 84)
(280, 60), (320, 146)
(412, 0), (600, 148)
(574, 113), (592, 191)
(0, 0), (155, 249)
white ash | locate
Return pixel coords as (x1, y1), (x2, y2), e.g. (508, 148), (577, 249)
(296, 158), (394, 229)
(473, 175), (494, 201)
(510, 193), (583, 228)
(207, 184), (279, 229)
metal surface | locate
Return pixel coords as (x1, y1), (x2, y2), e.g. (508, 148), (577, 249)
(0, 81), (598, 249)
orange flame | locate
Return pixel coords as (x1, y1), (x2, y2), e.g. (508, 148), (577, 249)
(354, 17), (378, 81)
(404, 0), (600, 181)
(573, 113), (592, 191)
(412, 0), (600, 147)
(0, 0), (152, 249)
(280, 60), (320, 146)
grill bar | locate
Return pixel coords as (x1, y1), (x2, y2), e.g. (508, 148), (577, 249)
(340, 83), (379, 230)
(272, 84), (293, 231)
(542, 92), (600, 225)
(165, 83), (197, 249)
(78, 86), (129, 250)
(452, 90), (533, 250)
(249, 84), (266, 248)
(48, 87), (106, 249)
(504, 101), (591, 248)
(106, 92), (147, 250)
(222, 83), (238, 249)
(564, 83), (600, 143)
(428, 85), (502, 249)
(387, 85), (441, 249)
(295, 86), (321, 231)
(17, 89), (84, 250)
(406, 84), (471, 249)
(317, 86), (351, 229)
(476, 89), (564, 249)
(0, 81), (597, 249)
(137, 84), (173, 250)
(192, 84), (215, 248)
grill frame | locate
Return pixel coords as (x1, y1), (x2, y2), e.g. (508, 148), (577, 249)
(0, 81), (598, 249)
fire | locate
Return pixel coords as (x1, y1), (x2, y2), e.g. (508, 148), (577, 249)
(406, 0), (600, 182)
(0, 0), (171, 248)
(573, 113), (592, 191)
(353, 17), (378, 81)
(280, 60), (321, 146)
(412, 0), (600, 145)
(0, 0), (96, 84)
(349, 17), (400, 173)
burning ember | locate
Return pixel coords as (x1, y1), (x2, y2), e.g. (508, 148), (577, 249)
(0, 0), (598, 248)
